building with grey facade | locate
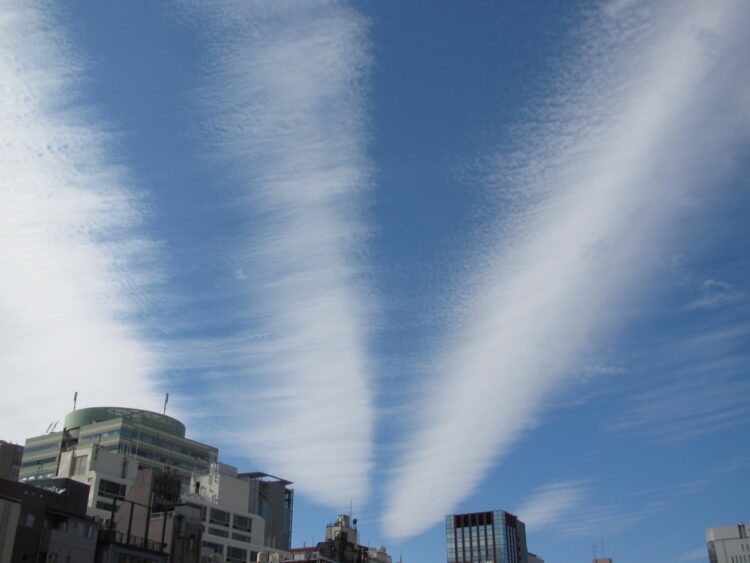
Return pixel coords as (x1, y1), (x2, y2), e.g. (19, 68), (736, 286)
(185, 463), (292, 562)
(0, 477), (98, 563)
(0, 440), (23, 481)
(290, 514), (393, 563)
(446, 510), (528, 563)
(707, 523), (750, 563)
(239, 471), (294, 549)
(20, 407), (218, 487)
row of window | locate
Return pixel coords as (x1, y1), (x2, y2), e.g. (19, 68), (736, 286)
(19, 443), (61, 456)
(99, 479), (127, 498)
(21, 456), (57, 468)
(119, 427), (213, 462)
(202, 541), (259, 558)
(732, 555), (750, 563)
(207, 508), (252, 532)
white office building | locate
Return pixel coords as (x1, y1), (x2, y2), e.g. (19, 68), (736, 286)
(707, 523), (750, 563)
(56, 444), (138, 522)
(185, 463), (290, 562)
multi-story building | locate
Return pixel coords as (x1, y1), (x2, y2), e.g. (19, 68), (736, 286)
(445, 510), (528, 563)
(106, 467), (203, 563)
(707, 523), (750, 563)
(528, 553), (544, 563)
(0, 441), (23, 481)
(240, 471), (294, 549)
(290, 514), (393, 563)
(0, 477), (98, 563)
(20, 407), (218, 486)
(185, 463), (291, 562)
(56, 443), (139, 521)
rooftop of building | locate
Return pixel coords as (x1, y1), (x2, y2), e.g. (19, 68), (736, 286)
(63, 406), (187, 438)
(238, 471), (293, 485)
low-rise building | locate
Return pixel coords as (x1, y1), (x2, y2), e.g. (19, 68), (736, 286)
(0, 477), (98, 563)
(56, 443), (139, 522)
(707, 523), (750, 563)
(185, 463), (291, 562)
(0, 490), (21, 563)
(291, 515), (394, 563)
(109, 467), (203, 563)
(0, 441), (23, 481)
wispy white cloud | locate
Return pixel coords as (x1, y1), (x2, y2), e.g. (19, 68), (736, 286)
(515, 480), (661, 539)
(515, 480), (589, 529)
(0, 2), (165, 440)
(184, 0), (374, 507)
(610, 323), (750, 440)
(688, 279), (745, 309)
(383, 0), (750, 538)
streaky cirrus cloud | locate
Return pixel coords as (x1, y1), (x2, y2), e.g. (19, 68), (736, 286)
(0, 2), (166, 440)
(515, 479), (662, 539)
(184, 0), (375, 507)
(514, 480), (589, 529)
(383, 0), (750, 538)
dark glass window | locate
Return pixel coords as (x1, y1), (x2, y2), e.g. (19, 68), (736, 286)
(227, 546), (247, 562)
(233, 514), (252, 531)
(209, 508), (230, 526)
(99, 479), (127, 499)
(208, 527), (228, 538)
(202, 541), (224, 554)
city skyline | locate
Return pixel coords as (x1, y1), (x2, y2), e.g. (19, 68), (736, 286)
(1, 1), (749, 562)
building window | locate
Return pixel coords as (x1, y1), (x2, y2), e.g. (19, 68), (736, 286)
(202, 541), (224, 555)
(209, 508), (230, 526)
(233, 514), (252, 532)
(208, 527), (229, 538)
(96, 500), (114, 512)
(232, 532), (253, 543)
(227, 546), (247, 562)
(73, 455), (88, 475)
(99, 479), (127, 499)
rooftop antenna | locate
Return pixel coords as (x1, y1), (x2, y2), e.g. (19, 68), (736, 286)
(73, 391), (78, 411)
(163, 392), (169, 415)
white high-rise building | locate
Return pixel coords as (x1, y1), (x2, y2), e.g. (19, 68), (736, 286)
(707, 523), (750, 563)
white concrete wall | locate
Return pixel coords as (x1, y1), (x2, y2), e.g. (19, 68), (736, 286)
(57, 445), (137, 520)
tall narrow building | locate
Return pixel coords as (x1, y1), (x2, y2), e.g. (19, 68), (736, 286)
(445, 510), (528, 563)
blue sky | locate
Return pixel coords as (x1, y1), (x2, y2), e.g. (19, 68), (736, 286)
(1, 1), (749, 562)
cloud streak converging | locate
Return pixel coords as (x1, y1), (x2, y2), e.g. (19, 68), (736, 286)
(383, 0), (750, 538)
(0, 2), (165, 440)
(188, 0), (374, 507)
